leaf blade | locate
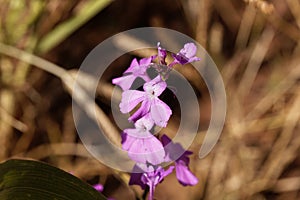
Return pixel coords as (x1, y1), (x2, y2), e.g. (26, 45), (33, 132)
(0, 159), (107, 200)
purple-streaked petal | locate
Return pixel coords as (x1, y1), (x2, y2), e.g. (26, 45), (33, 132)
(112, 74), (136, 91)
(150, 99), (172, 127)
(171, 53), (189, 65)
(120, 90), (145, 113)
(153, 80), (167, 97)
(171, 54), (200, 66)
(143, 75), (166, 97)
(175, 160), (198, 186)
(128, 99), (151, 122)
(170, 43), (201, 66)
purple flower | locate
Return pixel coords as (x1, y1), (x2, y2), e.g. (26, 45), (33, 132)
(112, 42), (201, 198)
(157, 42), (167, 65)
(170, 43), (200, 66)
(129, 164), (174, 200)
(93, 183), (104, 192)
(119, 75), (172, 127)
(161, 134), (198, 186)
(112, 57), (153, 90)
(93, 183), (115, 200)
(122, 117), (165, 165)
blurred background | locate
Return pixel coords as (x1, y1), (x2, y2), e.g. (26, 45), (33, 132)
(0, 0), (299, 199)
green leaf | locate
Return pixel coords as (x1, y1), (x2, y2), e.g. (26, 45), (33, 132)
(0, 159), (107, 200)
(37, 0), (113, 53)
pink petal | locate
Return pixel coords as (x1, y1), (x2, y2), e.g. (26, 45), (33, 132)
(93, 183), (104, 192)
(134, 115), (154, 131)
(180, 43), (197, 58)
(124, 132), (165, 165)
(163, 165), (175, 178)
(143, 75), (166, 96)
(153, 80), (167, 96)
(150, 99), (172, 127)
(112, 74), (136, 91)
(124, 58), (139, 74)
(121, 129), (139, 150)
(175, 161), (198, 186)
(139, 57), (152, 66)
(128, 99), (151, 122)
(120, 90), (145, 113)
(140, 137), (165, 165)
(139, 73), (151, 82)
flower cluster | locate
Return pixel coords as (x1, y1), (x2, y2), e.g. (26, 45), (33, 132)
(112, 42), (200, 199)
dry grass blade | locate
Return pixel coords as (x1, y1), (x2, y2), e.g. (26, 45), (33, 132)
(273, 176), (300, 192)
(259, 90), (300, 181)
(0, 42), (121, 146)
(237, 28), (275, 100)
(244, 0), (275, 15)
(17, 143), (92, 159)
(246, 59), (300, 120)
(0, 106), (27, 132)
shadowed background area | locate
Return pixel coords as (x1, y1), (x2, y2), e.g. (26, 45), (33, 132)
(0, 0), (299, 199)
